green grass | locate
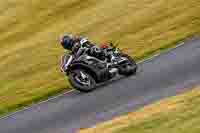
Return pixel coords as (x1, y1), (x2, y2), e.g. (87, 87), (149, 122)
(79, 87), (200, 133)
(0, 0), (200, 116)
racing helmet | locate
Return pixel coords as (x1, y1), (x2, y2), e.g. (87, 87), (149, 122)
(59, 34), (74, 50)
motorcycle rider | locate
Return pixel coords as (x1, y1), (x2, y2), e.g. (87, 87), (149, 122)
(59, 34), (108, 72)
(59, 34), (107, 58)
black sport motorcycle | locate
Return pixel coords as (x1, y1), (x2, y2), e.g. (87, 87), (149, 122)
(60, 42), (137, 92)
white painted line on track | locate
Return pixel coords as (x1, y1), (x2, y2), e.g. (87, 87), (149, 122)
(0, 90), (75, 120)
(137, 41), (185, 64)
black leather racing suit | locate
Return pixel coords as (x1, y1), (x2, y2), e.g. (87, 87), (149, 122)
(71, 38), (106, 60)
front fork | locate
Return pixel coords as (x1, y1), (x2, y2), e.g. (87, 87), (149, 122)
(60, 55), (73, 72)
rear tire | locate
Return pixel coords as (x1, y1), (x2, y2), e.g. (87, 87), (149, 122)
(68, 69), (96, 92)
(118, 54), (137, 76)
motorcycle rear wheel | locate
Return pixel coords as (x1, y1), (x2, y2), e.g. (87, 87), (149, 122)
(118, 54), (137, 76)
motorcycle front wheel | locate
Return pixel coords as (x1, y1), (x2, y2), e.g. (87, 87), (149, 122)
(68, 69), (96, 92)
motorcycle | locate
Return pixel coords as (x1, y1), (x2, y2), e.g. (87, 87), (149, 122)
(60, 41), (137, 92)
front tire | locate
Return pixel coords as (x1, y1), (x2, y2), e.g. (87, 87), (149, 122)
(68, 69), (96, 92)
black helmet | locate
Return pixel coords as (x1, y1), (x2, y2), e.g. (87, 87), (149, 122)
(59, 34), (74, 50)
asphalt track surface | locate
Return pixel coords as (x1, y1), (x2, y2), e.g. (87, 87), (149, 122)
(0, 37), (200, 133)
